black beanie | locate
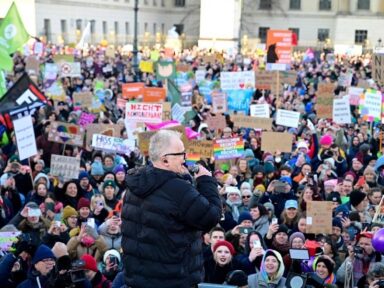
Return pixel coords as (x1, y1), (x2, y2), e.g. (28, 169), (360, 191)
(349, 190), (367, 207)
(275, 224), (289, 235)
(226, 270), (248, 286)
(316, 257), (334, 275)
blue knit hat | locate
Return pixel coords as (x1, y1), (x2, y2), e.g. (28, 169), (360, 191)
(78, 171), (90, 181)
(113, 164), (125, 174)
(91, 161), (104, 176)
(32, 244), (55, 264)
(238, 211), (253, 225)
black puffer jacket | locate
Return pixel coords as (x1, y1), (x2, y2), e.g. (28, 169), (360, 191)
(122, 165), (221, 288)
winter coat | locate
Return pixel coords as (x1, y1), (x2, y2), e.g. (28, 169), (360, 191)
(253, 215), (269, 237)
(16, 268), (51, 288)
(66, 235), (108, 262)
(122, 165), (221, 288)
(18, 218), (50, 245)
(98, 222), (122, 251)
(248, 272), (286, 288)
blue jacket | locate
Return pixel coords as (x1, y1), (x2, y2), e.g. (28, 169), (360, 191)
(0, 253), (19, 286)
(17, 269), (50, 288)
(335, 202), (352, 217)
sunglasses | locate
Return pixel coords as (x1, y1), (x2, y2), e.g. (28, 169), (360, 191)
(163, 151), (186, 159)
(242, 195), (251, 199)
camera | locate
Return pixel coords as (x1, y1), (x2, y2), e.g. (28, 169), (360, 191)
(354, 246), (364, 255)
(187, 164), (199, 175)
(378, 280), (384, 288)
(109, 255), (118, 266)
(70, 259), (86, 283)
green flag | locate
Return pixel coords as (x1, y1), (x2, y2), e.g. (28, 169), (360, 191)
(0, 48), (13, 71)
(0, 70), (7, 99)
(0, 3), (29, 54)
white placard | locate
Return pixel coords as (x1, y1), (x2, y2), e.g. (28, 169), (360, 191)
(13, 115), (37, 161)
(250, 104), (270, 118)
(59, 62), (81, 78)
(171, 103), (190, 123)
(50, 155), (80, 180)
(195, 70), (206, 84)
(92, 134), (135, 154)
(125, 102), (163, 123)
(220, 71), (255, 90)
(276, 109), (300, 128)
(363, 90), (382, 119)
(333, 98), (351, 124)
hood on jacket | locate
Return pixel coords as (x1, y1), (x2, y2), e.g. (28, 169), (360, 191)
(375, 156), (384, 172)
(34, 172), (50, 189)
(260, 249), (284, 284)
(125, 165), (179, 198)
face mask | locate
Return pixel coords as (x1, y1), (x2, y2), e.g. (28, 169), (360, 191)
(81, 235), (95, 247)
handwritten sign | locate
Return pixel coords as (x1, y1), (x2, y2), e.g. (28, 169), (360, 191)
(333, 98), (351, 124)
(0, 231), (21, 252)
(373, 196), (384, 224)
(143, 87), (166, 102)
(220, 71), (255, 90)
(92, 134), (135, 154)
(255, 71), (276, 90)
(13, 115), (37, 161)
(372, 54), (384, 86)
(73, 92), (93, 108)
(48, 122), (84, 146)
(126, 103), (163, 123)
(187, 140), (213, 159)
(121, 83), (144, 99)
(317, 83), (334, 118)
(276, 109), (300, 128)
(50, 155), (80, 180)
(231, 114), (272, 130)
(213, 137), (244, 160)
(250, 104), (270, 118)
(211, 91), (227, 114)
(360, 89), (382, 121)
(206, 114), (227, 131)
(306, 201), (333, 234)
(261, 132), (292, 153)
(78, 112), (96, 128)
(85, 124), (122, 150)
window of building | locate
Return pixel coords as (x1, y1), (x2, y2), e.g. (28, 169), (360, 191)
(90, 20), (96, 34)
(125, 22), (130, 35)
(44, 19), (51, 42)
(259, 27), (269, 43)
(114, 21), (119, 35)
(103, 21), (108, 38)
(161, 23), (165, 34)
(289, 28), (299, 40)
(289, 0), (301, 10)
(153, 23), (157, 34)
(317, 28), (330, 41)
(60, 19), (67, 42)
(259, 0), (272, 10)
(144, 22), (148, 33)
(357, 0), (370, 10)
(319, 0), (332, 11)
(153, 0), (157, 6)
(76, 19), (82, 31)
(175, 0), (185, 7)
(161, 0), (165, 7)
(355, 30), (367, 44)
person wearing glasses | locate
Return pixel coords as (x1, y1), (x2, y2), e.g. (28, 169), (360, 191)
(122, 130), (221, 288)
(17, 244), (56, 288)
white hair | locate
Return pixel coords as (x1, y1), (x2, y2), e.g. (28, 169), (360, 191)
(149, 130), (182, 162)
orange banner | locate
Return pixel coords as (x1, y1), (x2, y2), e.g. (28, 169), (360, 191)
(143, 87), (166, 102)
(266, 30), (292, 65)
(121, 83), (145, 99)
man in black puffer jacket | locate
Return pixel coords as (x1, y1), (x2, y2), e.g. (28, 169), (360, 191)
(122, 130), (221, 288)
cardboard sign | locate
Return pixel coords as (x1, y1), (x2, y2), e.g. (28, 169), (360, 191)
(121, 83), (145, 100)
(206, 114), (227, 131)
(85, 123), (122, 149)
(220, 71), (255, 90)
(13, 115), (37, 161)
(48, 122), (84, 146)
(126, 102), (163, 123)
(78, 112), (96, 128)
(176, 63), (191, 72)
(138, 125), (187, 155)
(261, 132), (292, 153)
(105, 46), (115, 58)
(276, 109), (300, 128)
(92, 134), (135, 154)
(250, 104), (270, 118)
(139, 61), (154, 73)
(231, 114), (272, 130)
(202, 54), (215, 64)
(306, 201), (333, 234)
(211, 91), (227, 114)
(255, 71), (276, 90)
(143, 87), (166, 102)
(50, 155), (80, 180)
(333, 98), (351, 124)
(372, 54), (384, 86)
(162, 102), (172, 121)
(186, 140), (213, 159)
(73, 91), (93, 108)
(318, 83), (335, 98)
(0, 231), (21, 252)
(372, 196), (384, 224)
(213, 137), (244, 160)
(25, 56), (40, 75)
(316, 83), (334, 118)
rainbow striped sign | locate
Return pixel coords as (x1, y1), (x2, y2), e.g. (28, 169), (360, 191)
(213, 137), (244, 160)
(185, 153), (200, 166)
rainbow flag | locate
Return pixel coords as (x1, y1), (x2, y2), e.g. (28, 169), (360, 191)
(213, 137), (244, 160)
(185, 153), (200, 166)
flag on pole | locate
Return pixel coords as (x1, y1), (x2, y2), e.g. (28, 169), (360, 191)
(0, 48), (13, 71)
(76, 22), (91, 49)
(0, 3), (29, 54)
(0, 70), (7, 99)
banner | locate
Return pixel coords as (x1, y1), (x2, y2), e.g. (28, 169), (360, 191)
(333, 98), (352, 124)
(213, 137), (244, 160)
(211, 91), (227, 114)
(261, 132), (292, 153)
(50, 155), (80, 180)
(220, 71), (255, 90)
(227, 89), (253, 114)
(126, 102), (163, 123)
(276, 109), (300, 128)
(59, 62), (81, 78)
(250, 104), (270, 118)
(121, 83), (144, 99)
(92, 134), (135, 154)
(48, 121), (84, 146)
(306, 201), (333, 234)
(85, 123), (122, 149)
(186, 140), (213, 159)
(231, 114), (272, 130)
(266, 30), (292, 67)
(359, 89), (382, 122)
(13, 115), (37, 161)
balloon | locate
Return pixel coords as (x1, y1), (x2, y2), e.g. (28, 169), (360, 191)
(372, 228), (384, 253)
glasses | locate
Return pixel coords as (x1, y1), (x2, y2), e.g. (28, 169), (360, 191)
(242, 195), (251, 199)
(163, 151), (186, 159)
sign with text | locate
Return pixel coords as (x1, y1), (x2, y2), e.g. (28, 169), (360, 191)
(59, 62), (81, 78)
(143, 87), (166, 102)
(360, 89), (382, 122)
(213, 137), (244, 160)
(250, 104), (270, 118)
(186, 140), (213, 159)
(50, 155), (80, 180)
(211, 91), (227, 114)
(316, 83), (334, 118)
(231, 114), (272, 130)
(206, 114), (227, 131)
(261, 132), (292, 153)
(85, 124), (122, 149)
(13, 115), (37, 161)
(126, 103), (163, 123)
(306, 201), (333, 234)
(25, 56), (40, 75)
(78, 112), (96, 128)
(73, 91), (93, 108)
(255, 71), (276, 90)
(48, 122), (84, 146)
(162, 102), (172, 121)
(338, 72), (353, 87)
(372, 196), (384, 224)
(333, 98), (351, 124)
(266, 30), (292, 66)
(348, 87), (364, 106)
(92, 134), (135, 154)
(0, 231), (21, 252)
(121, 83), (145, 99)
(276, 109), (300, 128)
(220, 71), (255, 90)
(373, 54), (384, 86)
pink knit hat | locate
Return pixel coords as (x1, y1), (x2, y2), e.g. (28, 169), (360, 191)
(320, 135), (333, 146)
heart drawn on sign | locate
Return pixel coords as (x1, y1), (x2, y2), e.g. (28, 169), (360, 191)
(57, 125), (78, 142)
(239, 83), (245, 89)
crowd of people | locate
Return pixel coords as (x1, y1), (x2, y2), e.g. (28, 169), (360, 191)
(0, 42), (383, 288)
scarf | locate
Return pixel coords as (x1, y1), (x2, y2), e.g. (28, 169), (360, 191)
(226, 198), (242, 222)
(272, 238), (290, 256)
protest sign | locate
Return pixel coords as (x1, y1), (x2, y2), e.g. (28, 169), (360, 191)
(121, 83), (144, 99)
(180, 83), (193, 107)
(73, 92), (93, 108)
(360, 89), (382, 122)
(139, 61), (154, 73)
(213, 137), (244, 160)
(53, 55), (74, 63)
(50, 155), (80, 180)
(59, 62), (81, 78)
(220, 71), (255, 90)
(318, 83), (335, 98)
(25, 56), (40, 75)
(250, 104), (270, 118)
(171, 103), (188, 123)
(186, 140), (213, 159)
(117, 98), (127, 111)
(266, 30), (292, 67)
(126, 102), (163, 123)
(206, 114), (227, 131)
(195, 70), (206, 84)
(338, 72), (353, 87)
(85, 124), (122, 149)
(279, 71), (297, 85)
(176, 63), (191, 72)
(211, 91), (227, 114)
(372, 196), (384, 224)
(348, 87), (364, 106)
(255, 71), (276, 90)
(333, 98), (351, 124)
(78, 112), (96, 128)
(156, 61), (176, 79)
(143, 87), (166, 102)
(105, 46), (115, 58)
(0, 231), (21, 252)
(162, 102), (172, 121)
(44, 63), (58, 80)
(92, 134), (135, 154)
(202, 54), (215, 64)
(231, 114), (272, 130)
(357, 79), (371, 89)
(372, 54), (384, 86)
(13, 115), (37, 161)
(138, 125), (187, 155)
(317, 83), (334, 118)
(306, 201), (333, 234)
(48, 121), (84, 146)
(276, 109), (300, 128)
(45, 81), (66, 101)
(34, 42), (44, 56)
(227, 89), (253, 114)
(261, 132), (292, 153)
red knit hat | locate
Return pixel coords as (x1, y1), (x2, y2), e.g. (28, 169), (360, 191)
(356, 232), (373, 243)
(81, 254), (98, 272)
(213, 240), (235, 256)
(77, 197), (90, 210)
